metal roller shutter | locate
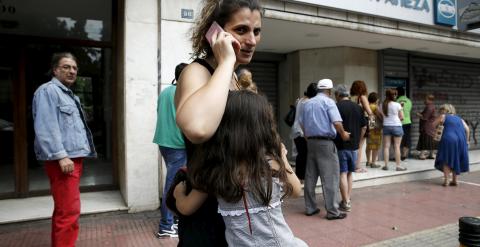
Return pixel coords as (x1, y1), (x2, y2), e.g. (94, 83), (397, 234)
(410, 56), (480, 150)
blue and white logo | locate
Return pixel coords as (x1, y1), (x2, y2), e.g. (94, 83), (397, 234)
(434, 0), (456, 26)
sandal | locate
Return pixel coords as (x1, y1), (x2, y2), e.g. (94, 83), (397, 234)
(370, 163), (381, 168)
(442, 180), (448, 187)
(382, 166), (388, 171)
(396, 166), (407, 171)
(449, 181), (458, 186)
(355, 167), (368, 173)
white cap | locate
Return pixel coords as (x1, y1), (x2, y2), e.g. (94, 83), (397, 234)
(317, 79), (333, 89)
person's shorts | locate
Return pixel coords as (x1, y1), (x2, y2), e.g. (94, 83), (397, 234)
(401, 124), (411, 148)
(383, 126), (404, 137)
(338, 149), (357, 173)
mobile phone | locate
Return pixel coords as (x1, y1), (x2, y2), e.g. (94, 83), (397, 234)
(205, 21), (223, 47)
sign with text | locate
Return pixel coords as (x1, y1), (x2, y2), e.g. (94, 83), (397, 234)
(290, 0), (435, 25)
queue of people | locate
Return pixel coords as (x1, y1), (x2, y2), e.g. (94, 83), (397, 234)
(30, 0), (471, 246)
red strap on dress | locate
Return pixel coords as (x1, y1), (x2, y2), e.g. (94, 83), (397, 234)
(242, 189), (253, 235)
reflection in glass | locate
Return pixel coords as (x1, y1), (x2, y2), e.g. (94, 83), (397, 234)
(0, 66), (15, 194)
(27, 45), (113, 191)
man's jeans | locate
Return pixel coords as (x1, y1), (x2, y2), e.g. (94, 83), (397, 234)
(159, 146), (187, 232)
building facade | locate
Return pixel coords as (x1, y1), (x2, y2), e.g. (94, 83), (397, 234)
(0, 0), (479, 212)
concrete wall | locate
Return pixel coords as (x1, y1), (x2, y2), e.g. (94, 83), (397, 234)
(297, 47), (377, 91)
(123, 0), (160, 212)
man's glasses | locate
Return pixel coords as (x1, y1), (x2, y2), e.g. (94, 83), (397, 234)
(58, 65), (78, 72)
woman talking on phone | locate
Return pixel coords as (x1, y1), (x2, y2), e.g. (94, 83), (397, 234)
(172, 0), (263, 246)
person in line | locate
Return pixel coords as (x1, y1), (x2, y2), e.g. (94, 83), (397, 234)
(433, 104), (470, 186)
(416, 94), (437, 160)
(396, 86), (412, 161)
(154, 63), (188, 238)
(173, 0), (263, 245)
(350, 80), (374, 173)
(299, 79), (350, 220)
(366, 92), (382, 168)
(237, 68), (258, 93)
(33, 52), (96, 247)
(334, 85), (367, 212)
(380, 89), (407, 171)
(174, 91), (307, 246)
(290, 82), (318, 182)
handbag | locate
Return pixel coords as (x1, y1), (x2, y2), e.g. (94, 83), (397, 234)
(284, 104), (296, 127)
(433, 123), (444, 142)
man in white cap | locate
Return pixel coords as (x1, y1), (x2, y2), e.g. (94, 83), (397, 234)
(299, 79), (350, 220)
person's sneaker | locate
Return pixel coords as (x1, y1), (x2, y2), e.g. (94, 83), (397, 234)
(305, 208), (320, 216)
(172, 223), (178, 231)
(339, 201), (351, 212)
(156, 226), (178, 238)
(326, 213), (347, 220)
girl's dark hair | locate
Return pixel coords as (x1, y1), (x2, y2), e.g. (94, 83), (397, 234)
(50, 52), (77, 76)
(382, 89), (397, 116)
(350, 80), (368, 96)
(189, 90), (292, 205)
(191, 0), (262, 58)
(304, 82), (318, 98)
(368, 92), (378, 103)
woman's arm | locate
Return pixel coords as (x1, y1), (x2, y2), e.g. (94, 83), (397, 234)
(360, 95), (373, 116)
(462, 119), (470, 145)
(279, 144), (302, 197)
(174, 182), (208, 216)
(175, 33), (238, 144)
(432, 114), (445, 128)
(398, 105), (404, 121)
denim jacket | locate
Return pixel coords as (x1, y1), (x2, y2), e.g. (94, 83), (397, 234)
(33, 77), (96, 161)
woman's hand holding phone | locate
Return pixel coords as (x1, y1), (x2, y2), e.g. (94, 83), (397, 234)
(205, 22), (240, 65)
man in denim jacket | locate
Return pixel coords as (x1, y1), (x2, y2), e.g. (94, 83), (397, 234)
(32, 52), (96, 247)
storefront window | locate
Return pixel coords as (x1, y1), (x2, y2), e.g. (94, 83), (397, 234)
(0, 0), (112, 42)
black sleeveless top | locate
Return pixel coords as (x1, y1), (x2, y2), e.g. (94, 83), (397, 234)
(177, 58), (227, 247)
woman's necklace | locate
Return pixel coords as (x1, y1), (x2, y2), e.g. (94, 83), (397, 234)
(232, 73), (241, 90)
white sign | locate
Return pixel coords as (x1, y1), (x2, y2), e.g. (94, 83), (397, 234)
(290, 0), (435, 26)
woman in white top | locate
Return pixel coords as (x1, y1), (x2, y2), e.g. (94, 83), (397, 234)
(380, 89), (407, 171)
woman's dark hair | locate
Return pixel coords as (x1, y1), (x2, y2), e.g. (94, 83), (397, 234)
(304, 82), (318, 98)
(49, 52), (77, 76)
(191, 0), (262, 58)
(382, 89), (397, 116)
(368, 92), (378, 104)
(350, 80), (368, 96)
(189, 90), (292, 205)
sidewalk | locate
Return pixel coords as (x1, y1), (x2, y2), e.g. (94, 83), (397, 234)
(1, 171), (479, 246)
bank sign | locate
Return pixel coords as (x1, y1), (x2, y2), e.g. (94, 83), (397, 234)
(434, 0), (457, 25)
(290, 0), (437, 26)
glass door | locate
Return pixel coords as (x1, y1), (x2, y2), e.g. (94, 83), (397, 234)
(0, 46), (16, 195)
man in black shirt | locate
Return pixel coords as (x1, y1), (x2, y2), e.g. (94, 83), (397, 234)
(334, 85), (367, 212)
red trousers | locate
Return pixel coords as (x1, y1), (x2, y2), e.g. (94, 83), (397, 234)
(45, 158), (83, 247)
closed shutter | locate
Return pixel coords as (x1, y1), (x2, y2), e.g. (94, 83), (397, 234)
(410, 56), (480, 149)
(239, 62), (278, 115)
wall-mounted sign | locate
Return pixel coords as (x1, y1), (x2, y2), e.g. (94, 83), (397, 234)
(434, 0), (457, 26)
(457, 0), (480, 31)
(181, 9), (194, 19)
(290, 0), (435, 26)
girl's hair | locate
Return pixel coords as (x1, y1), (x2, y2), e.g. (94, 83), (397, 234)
(368, 92), (378, 103)
(382, 89), (397, 116)
(191, 0), (262, 58)
(350, 80), (368, 96)
(189, 90), (292, 205)
(439, 104), (456, 114)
